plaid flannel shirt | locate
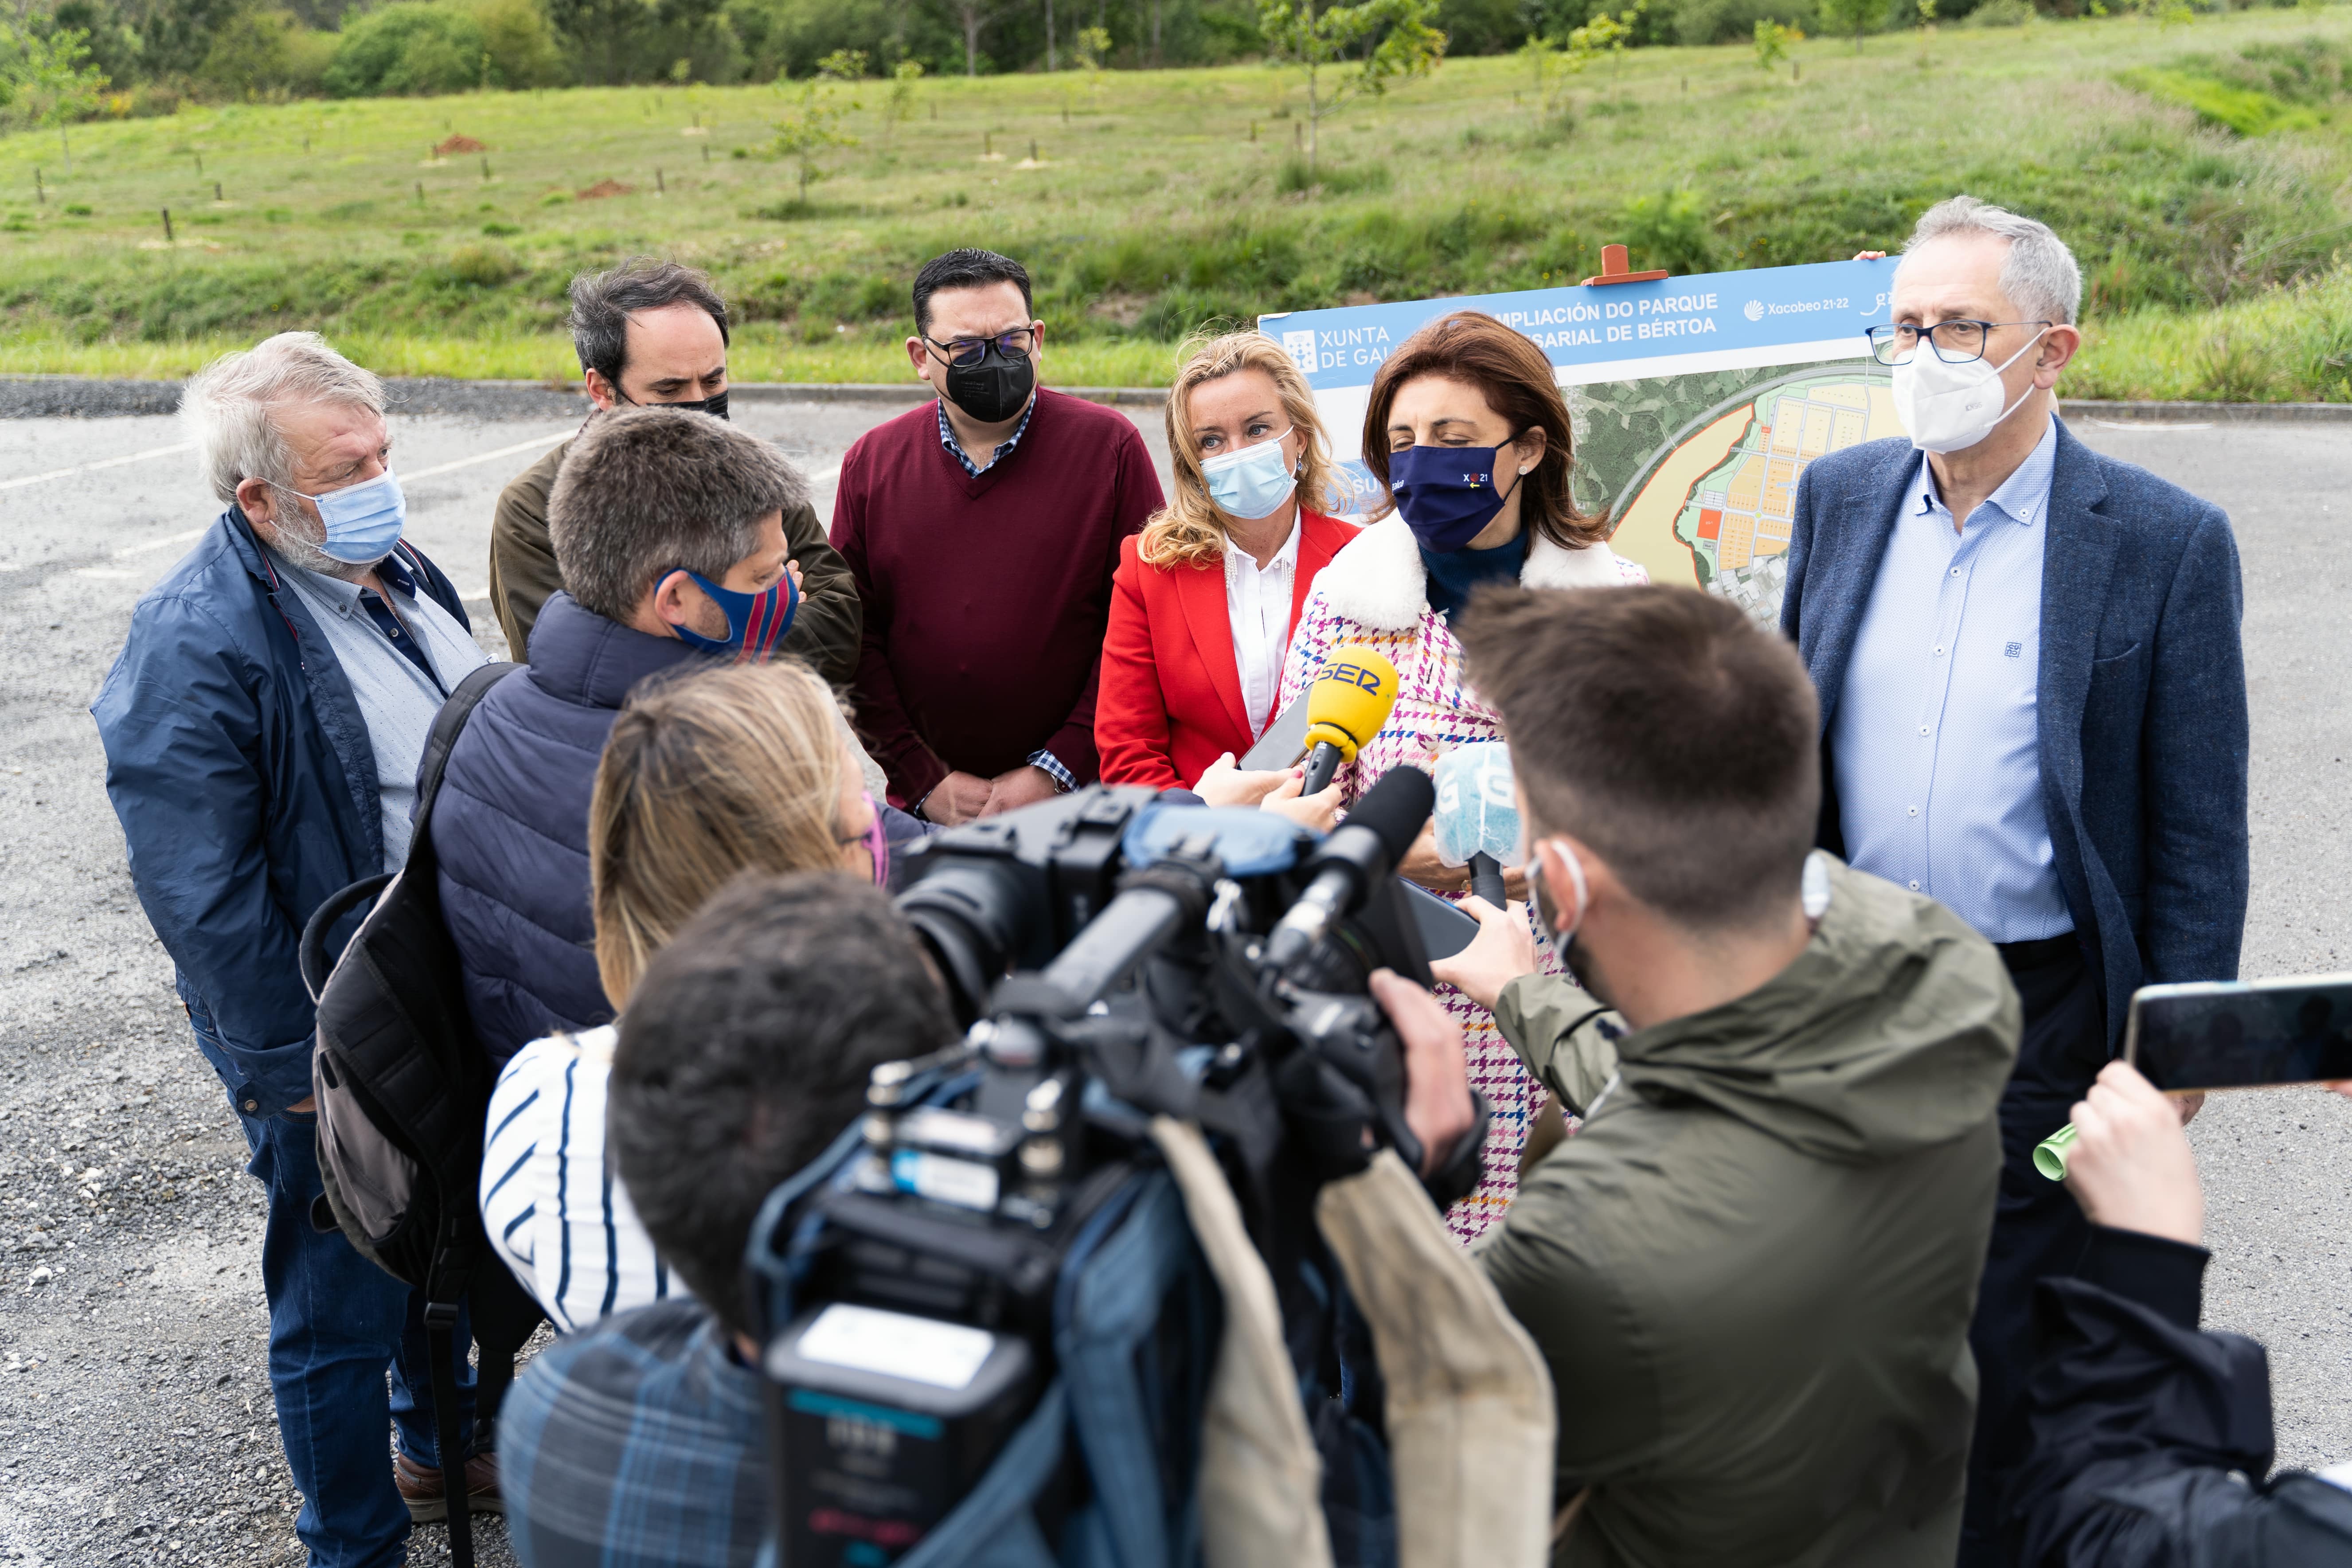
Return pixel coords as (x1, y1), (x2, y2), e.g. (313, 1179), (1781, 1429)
(498, 1301), (768, 1568)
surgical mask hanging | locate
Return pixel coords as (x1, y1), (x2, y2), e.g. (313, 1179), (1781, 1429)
(1388, 442), (1527, 553)
(1891, 328), (2049, 455)
(668, 567), (799, 662)
(944, 342), (1035, 425)
(271, 469), (408, 566)
(1200, 433), (1299, 521)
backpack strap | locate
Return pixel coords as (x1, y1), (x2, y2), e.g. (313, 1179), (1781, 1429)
(410, 661), (520, 864)
(296, 661), (518, 1001)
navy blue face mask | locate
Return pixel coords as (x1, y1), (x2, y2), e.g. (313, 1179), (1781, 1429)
(1389, 442), (1528, 554)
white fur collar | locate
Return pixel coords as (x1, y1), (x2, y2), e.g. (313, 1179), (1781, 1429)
(1313, 515), (1628, 631)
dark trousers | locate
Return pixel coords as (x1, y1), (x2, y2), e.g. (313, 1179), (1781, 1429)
(1957, 936), (2108, 1566)
(239, 1103), (476, 1568)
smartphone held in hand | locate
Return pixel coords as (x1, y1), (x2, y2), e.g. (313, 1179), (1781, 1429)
(2125, 974), (2352, 1094)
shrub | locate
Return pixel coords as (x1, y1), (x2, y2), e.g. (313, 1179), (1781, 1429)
(467, 0), (568, 88)
(1274, 157), (1394, 195)
(63, 203), (93, 215)
(324, 3), (488, 97)
(444, 243), (518, 285)
(198, 8), (336, 97)
(1963, 0), (2034, 26)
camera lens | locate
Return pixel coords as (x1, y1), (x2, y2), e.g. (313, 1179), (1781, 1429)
(896, 861), (1040, 1025)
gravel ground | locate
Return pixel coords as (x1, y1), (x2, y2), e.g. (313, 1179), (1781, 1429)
(0, 393), (2343, 1567)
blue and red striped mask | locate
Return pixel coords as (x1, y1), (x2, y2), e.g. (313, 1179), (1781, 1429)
(668, 568), (799, 661)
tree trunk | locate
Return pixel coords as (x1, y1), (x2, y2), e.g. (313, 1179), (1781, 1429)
(963, 2), (981, 74)
(1150, 0), (1161, 62)
(1046, 0), (1057, 70)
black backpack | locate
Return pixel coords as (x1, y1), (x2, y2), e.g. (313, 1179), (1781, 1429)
(297, 660), (542, 1568)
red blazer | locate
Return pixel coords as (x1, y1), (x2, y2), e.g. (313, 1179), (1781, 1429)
(1097, 510), (1356, 791)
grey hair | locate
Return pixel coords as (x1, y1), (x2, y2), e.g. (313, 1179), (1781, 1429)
(549, 407), (808, 622)
(1901, 195), (2083, 326)
(567, 259), (731, 389)
(182, 331), (386, 507)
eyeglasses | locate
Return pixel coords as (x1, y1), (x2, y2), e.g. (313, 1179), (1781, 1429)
(922, 329), (1036, 368)
(1866, 320), (2052, 367)
(837, 790), (889, 888)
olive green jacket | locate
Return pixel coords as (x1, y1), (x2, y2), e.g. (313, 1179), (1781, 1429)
(1477, 858), (2020, 1568)
(488, 436), (862, 683)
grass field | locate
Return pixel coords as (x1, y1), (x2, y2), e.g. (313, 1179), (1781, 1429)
(8, 10), (2352, 395)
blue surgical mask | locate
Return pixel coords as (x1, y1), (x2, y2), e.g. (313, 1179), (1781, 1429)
(272, 468), (407, 565)
(668, 568), (799, 662)
(1388, 442), (1527, 554)
(1200, 432), (1299, 521)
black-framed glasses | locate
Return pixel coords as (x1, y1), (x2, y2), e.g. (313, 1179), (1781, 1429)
(922, 328), (1036, 368)
(1865, 319), (2051, 367)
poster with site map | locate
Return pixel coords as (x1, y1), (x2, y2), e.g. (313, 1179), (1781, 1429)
(1262, 257), (1902, 625)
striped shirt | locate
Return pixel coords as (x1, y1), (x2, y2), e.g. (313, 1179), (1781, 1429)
(481, 1028), (683, 1333)
(1831, 417), (2072, 942)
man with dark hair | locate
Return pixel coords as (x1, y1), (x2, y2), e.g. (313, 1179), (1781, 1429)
(831, 246), (1164, 823)
(1416, 583), (2021, 1565)
(488, 258), (859, 676)
(436, 407), (814, 1067)
(496, 872), (955, 1568)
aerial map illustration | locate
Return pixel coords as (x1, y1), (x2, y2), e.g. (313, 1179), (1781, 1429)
(1572, 364), (1901, 624)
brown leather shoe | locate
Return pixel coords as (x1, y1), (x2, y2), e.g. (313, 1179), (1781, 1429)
(392, 1449), (504, 1522)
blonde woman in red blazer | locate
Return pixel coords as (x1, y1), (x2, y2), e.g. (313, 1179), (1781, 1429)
(1098, 331), (1356, 808)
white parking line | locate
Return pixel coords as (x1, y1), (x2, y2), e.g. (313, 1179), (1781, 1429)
(401, 428), (574, 480)
(0, 441), (198, 494)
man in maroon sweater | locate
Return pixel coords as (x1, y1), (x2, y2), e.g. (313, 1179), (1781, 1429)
(832, 248), (1164, 824)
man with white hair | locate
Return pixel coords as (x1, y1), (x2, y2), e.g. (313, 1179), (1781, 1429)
(92, 332), (492, 1565)
(1782, 196), (2248, 1563)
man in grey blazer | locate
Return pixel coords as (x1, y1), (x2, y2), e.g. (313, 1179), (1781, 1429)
(1782, 196), (2249, 1564)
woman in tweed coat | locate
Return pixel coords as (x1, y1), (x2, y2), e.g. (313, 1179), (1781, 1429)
(1277, 311), (1647, 1241)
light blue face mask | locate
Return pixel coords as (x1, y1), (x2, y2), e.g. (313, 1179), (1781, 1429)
(1199, 432), (1299, 522)
(271, 468), (407, 566)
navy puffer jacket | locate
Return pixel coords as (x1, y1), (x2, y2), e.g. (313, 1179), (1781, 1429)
(433, 592), (704, 1064)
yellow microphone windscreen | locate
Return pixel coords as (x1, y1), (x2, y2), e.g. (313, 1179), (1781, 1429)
(1301, 648), (1401, 763)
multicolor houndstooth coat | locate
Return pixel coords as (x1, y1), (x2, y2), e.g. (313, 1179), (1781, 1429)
(1279, 515), (1648, 1242)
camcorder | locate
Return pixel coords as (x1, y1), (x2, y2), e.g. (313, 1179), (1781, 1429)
(745, 767), (1489, 1565)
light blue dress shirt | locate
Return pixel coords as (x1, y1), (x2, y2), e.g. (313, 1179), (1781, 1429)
(1831, 416), (2073, 943)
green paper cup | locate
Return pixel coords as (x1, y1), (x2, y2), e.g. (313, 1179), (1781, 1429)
(2033, 1122), (2079, 1182)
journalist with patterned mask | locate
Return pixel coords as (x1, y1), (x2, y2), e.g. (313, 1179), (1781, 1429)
(1779, 194), (2250, 1564)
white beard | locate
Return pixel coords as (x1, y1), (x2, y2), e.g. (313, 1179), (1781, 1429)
(263, 501), (381, 583)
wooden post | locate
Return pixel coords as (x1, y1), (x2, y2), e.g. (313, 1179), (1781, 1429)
(414, 180), (425, 206)
(656, 168), (666, 193)
(34, 169), (42, 204)
(161, 208), (173, 242)
(213, 181), (222, 202)
(481, 156), (491, 181)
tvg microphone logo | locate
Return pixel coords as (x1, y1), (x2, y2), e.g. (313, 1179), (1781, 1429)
(1321, 661), (1385, 696)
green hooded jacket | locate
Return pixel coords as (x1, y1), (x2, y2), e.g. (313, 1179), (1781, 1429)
(1477, 858), (2021, 1568)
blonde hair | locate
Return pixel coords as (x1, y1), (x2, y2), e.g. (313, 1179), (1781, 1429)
(589, 661), (852, 1009)
(1139, 329), (1340, 570)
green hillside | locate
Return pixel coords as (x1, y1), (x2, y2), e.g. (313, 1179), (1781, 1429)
(8, 9), (2352, 396)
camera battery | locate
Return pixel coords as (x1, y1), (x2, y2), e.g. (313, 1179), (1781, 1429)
(766, 1302), (1041, 1565)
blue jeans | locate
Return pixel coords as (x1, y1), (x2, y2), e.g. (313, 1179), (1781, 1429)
(239, 1103), (476, 1568)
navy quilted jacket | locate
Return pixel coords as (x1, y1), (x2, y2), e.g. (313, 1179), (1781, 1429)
(433, 591), (705, 1064)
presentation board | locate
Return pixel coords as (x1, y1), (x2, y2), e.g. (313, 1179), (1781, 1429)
(1261, 257), (1901, 623)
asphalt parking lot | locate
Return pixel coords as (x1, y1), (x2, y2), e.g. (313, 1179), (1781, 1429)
(0, 386), (2344, 1565)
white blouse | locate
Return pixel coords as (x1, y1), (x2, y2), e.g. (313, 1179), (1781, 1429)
(1223, 521), (1304, 739)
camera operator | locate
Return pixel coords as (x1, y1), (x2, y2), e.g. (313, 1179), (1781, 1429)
(1412, 583), (2023, 1565)
(2007, 1061), (2352, 1564)
(496, 871), (954, 1568)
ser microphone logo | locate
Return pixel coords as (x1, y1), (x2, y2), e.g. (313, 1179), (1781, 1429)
(1321, 661), (1387, 696)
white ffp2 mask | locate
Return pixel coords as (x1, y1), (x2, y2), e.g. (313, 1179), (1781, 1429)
(1891, 327), (2049, 455)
